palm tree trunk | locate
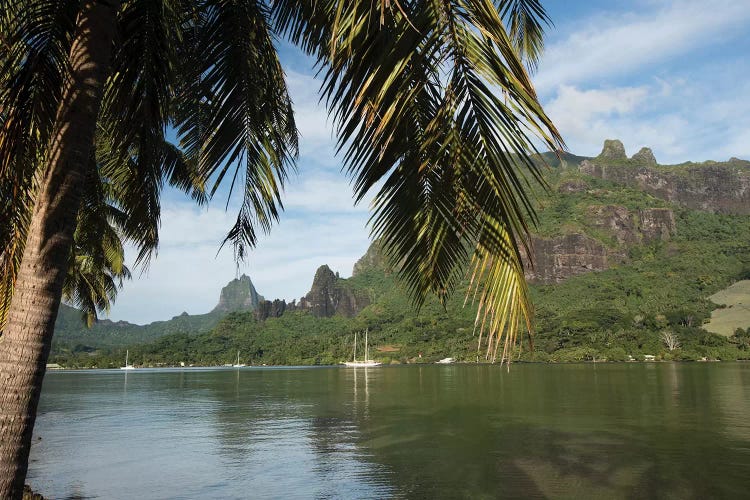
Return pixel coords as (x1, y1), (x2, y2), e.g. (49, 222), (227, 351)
(0, 1), (119, 497)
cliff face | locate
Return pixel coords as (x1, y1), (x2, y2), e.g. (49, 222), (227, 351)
(255, 265), (371, 321)
(580, 140), (750, 215)
(212, 274), (263, 313)
(303, 265), (371, 318)
(524, 233), (617, 284)
(523, 205), (675, 284)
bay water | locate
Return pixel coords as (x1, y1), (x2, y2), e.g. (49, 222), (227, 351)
(28, 364), (750, 499)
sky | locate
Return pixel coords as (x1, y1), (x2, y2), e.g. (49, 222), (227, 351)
(107, 0), (750, 324)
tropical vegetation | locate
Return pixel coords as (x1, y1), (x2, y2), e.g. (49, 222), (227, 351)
(52, 165), (750, 367)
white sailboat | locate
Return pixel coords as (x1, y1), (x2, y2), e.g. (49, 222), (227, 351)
(344, 329), (381, 367)
(233, 350), (246, 368)
(120, 350), (135, 370)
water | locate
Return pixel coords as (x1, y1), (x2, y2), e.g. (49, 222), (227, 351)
(28, 364), (750, 499)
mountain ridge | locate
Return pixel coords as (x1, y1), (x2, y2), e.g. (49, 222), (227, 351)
(51, 140), (750, 362)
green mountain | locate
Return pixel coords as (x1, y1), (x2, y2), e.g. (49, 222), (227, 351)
(51, 141), (750, 367)
(52, 274), (263, 353)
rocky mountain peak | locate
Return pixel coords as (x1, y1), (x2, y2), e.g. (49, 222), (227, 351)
(631, 147), (657, 165)
(597, 139), (627, 160)
(212, 274), (263, 313)
(352, 240), (392, 276)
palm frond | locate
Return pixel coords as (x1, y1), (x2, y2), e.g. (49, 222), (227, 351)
(63, 157), (131, 326)
(497, 0), (551, 72)
(175, 0), (297, 260)
(275, 0), (563, 362)
(97, 0), (205, 269)
(0, 0), (77, 189)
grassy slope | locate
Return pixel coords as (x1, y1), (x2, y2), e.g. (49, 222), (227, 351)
(705, 280), (750, 336)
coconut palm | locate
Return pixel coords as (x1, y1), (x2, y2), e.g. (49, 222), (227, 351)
(0, 0), (561, 496)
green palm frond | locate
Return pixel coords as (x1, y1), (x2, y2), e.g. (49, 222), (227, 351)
(175, 0), (298, 260)
(0, 0), (77, 184)
(275, 0), (563, 362)
(497, 0), (551, 72)
(64, 161), (131, 327)
(99, 0), (204, 269)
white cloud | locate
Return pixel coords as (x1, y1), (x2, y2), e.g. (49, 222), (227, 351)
(543, 73), (750, 164)
(535, 0), (750, 93)
(109, 203), (373, 324)
(285, 69), (339, 165)
(283, 172), (370, 214)
(534, 0), (750, 164)
(545, 84), (649, 143)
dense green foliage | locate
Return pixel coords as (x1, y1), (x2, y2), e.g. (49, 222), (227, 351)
(51, 165), (750, 368)
(52, 304), (223, 352)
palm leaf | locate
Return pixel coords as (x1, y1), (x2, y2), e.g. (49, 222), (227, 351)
(175, 0), (298, 260)
(275, 0), (564, 362)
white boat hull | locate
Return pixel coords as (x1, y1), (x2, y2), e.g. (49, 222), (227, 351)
(343, 361), (382, 367)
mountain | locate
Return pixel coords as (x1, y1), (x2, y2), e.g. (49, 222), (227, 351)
(579, 139), (750, 214)
(51, 141), (750, 366)
(212, 274), (263, 313)
(253, 264), (371, 321)
(52, 274), (264, 352)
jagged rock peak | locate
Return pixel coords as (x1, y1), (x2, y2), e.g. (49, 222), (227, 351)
(212, 274), (263, 313)
(312, 264), (337, 284)
(631, 147), (657, 165)
(597, 139), (627, 160)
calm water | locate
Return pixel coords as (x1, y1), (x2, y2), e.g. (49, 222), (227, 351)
(28, 364), (750, 499)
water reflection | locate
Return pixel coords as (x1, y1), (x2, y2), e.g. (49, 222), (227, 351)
(28, 364), (750, 499)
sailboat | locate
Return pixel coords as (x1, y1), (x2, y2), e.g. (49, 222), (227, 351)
(344, 329), (381, 367)
(120, 350), (135, 370)
(233, 350), (246, 368)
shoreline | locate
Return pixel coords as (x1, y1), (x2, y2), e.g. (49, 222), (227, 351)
(45, 358), (748, 371)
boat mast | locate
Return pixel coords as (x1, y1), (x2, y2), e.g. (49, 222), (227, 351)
(365, 329), (368, 362)
(353, 331), (357, 362)
(125, 350), (129, 366)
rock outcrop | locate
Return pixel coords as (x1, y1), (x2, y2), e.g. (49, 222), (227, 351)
(580, 140), (750, 215)
(303, 265), (370, 318)
(255, 265), (371, 321)
(524, 234), (620, 284)
(352, 239), (393, 276)
(597, 139), (627, 160)
(631, 147), (657, 165)
(212, 274), (263, 313)
(557, 178), (589, 194)
(254, 298), (299, 321)
(638, 208), (676, 243)
(523, 205), (675, 284)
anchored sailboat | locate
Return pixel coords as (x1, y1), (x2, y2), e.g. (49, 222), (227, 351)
(233, 350), (246, 368)
(344, 329), (381, 367)
(120, 350), (135, 370)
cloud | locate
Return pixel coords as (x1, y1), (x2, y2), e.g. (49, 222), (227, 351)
(534, 1), (750, 164)
(535, 0), (750, 93)
(284, 69), (339, 165)
(283, 171), (370, 214)
(545, 84), (649, 143)
(543, 71), (750, 164)
(109, 203), (373, 324)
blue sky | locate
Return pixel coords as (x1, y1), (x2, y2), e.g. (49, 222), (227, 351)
(108, 0), (750, 324)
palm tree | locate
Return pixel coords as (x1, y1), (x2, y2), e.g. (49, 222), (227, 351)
(0, 0), (561, 496)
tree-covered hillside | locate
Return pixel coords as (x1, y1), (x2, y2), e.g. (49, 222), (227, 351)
(51, 147), (750, 367)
